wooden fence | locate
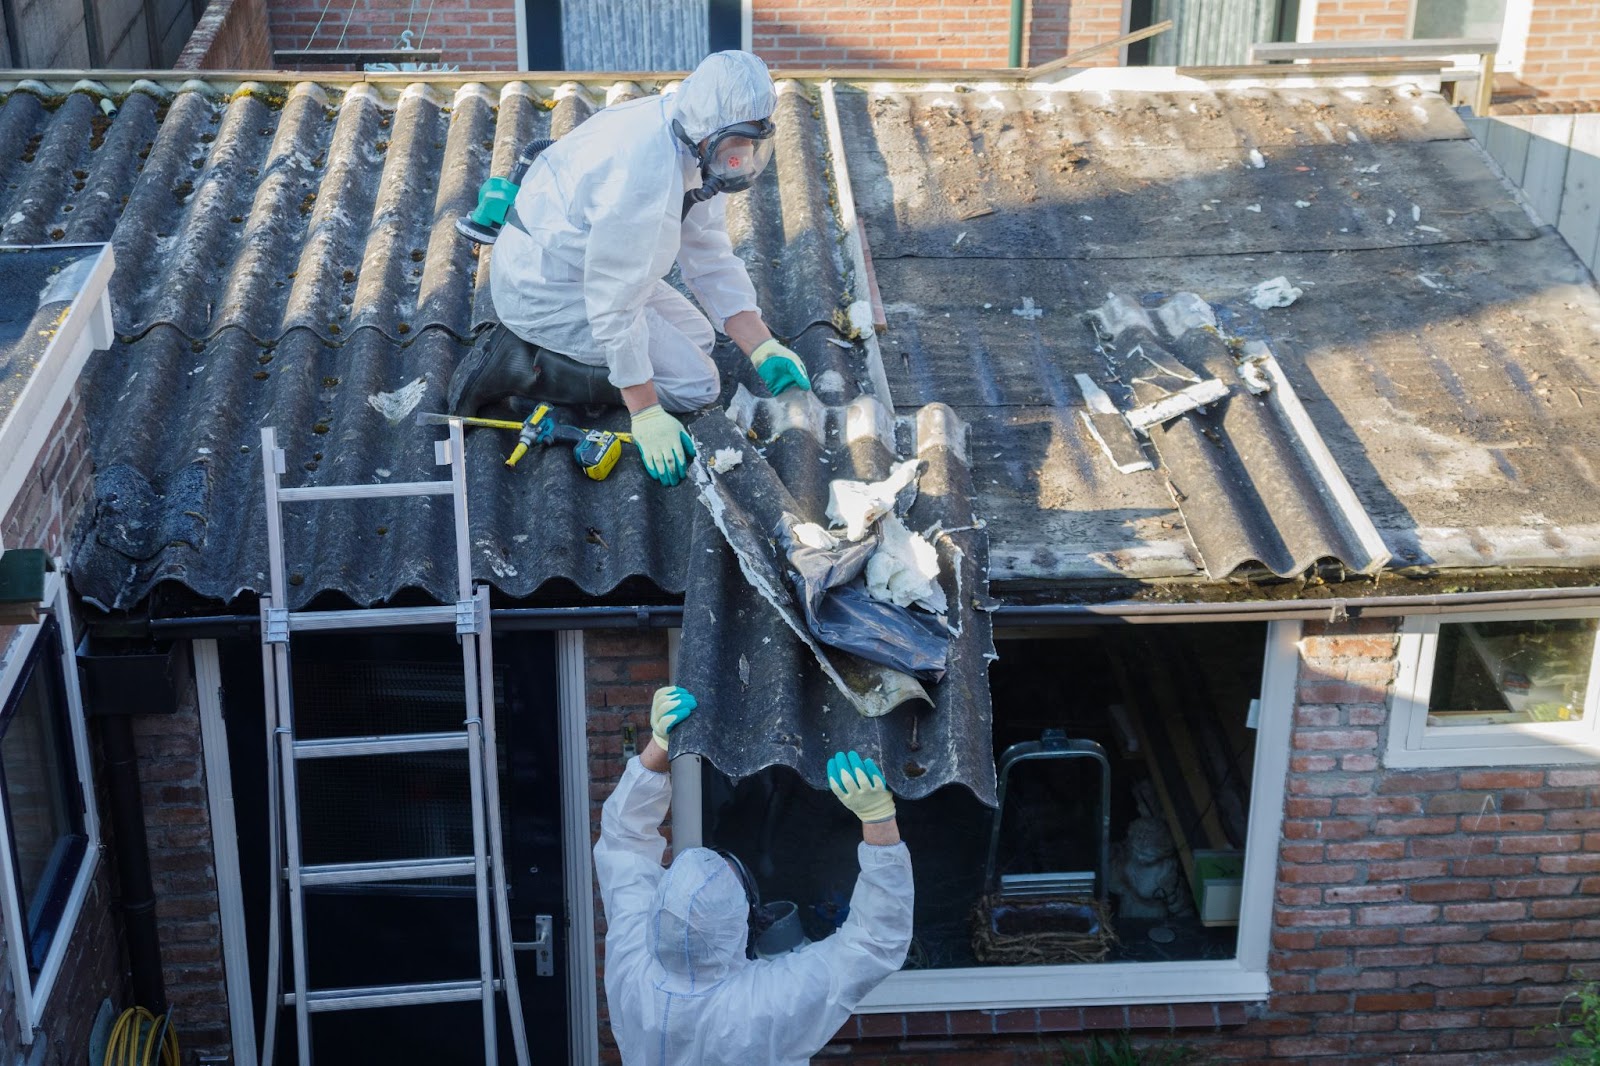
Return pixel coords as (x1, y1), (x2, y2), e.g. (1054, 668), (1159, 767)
(1464, 113), (1600, 275)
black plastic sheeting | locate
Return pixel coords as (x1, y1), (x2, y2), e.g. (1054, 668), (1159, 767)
(674, 397), (997, 807)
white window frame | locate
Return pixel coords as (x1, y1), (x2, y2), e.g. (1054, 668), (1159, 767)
(1386, 608), (1600, 769)
(0, 569), (102, 1044)
(850, 619), (1299, 1012)
(1406, 0), (1533, 73)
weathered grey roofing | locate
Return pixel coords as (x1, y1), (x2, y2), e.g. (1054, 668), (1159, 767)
(0, 75), (854, 610)
(838, 80), (1600, 584)
(5, 70), (1599, 613)
(0, 244), (95, 432)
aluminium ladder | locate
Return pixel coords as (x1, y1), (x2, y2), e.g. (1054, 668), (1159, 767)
(256, 421), (530, 1066)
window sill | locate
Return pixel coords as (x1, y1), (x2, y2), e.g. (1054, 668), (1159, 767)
(1385, 740), (1600, 768)
(857, 958), (1271, 1013)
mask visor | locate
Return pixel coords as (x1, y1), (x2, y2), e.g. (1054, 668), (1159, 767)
(705, 120), (775, 191)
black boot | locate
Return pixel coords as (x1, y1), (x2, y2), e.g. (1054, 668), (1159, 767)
(529, 348), (624, 408)
(449, 325), (541, 416)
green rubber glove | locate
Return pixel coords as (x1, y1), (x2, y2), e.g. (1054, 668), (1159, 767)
(827, 750), (896, 823)
(750, 338), (811, 395)
(650, 685), (697, 749)
(630, 404), (696, 486)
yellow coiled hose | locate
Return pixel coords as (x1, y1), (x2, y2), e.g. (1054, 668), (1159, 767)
(102, 1006), (180, 1066)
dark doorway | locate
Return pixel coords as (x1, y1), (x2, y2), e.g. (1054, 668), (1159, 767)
(521, 0), (742, 71)
(220, 629), (566, 1064)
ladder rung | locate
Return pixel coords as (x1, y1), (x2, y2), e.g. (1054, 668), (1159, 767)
(288, 605), (459, 632)
(298, 856), (478, 887)
(293, 732), (469, 759)
(277, 480), (453, 503)
(285, 979), (497, 1012)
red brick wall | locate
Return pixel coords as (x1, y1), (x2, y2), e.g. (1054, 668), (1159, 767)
(132, 660), (230, 1058)
(581, 620), (1598, 1063)
(1027, 0), (1128, 68)
(267, 0), (518, 71)
(176, 0), (274, 69)
(753, 0), (1014, 69)
(583, 628), (672, 1065)
(1308, 0), (1411, 42)
(1521, 1), (1600, 101)
(1, 385), (94, 558)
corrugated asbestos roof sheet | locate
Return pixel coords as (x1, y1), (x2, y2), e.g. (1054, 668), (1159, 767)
(0, 76), (856, 610)
(837, 82), (1600, 583)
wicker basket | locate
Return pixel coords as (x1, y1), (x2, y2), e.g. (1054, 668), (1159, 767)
(970, 894), (1117, 966)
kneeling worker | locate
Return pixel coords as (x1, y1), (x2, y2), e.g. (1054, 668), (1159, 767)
(594, 686), (912, 1064)
(451, 50), (812, 487)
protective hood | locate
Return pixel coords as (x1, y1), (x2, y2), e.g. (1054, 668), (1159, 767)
(649, 847), (750, 992)
(670, 51), (777, 143)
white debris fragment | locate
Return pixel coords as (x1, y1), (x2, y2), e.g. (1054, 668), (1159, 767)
(367, 377), (427, 425)
(1295, 200), (1311, 208)
(953, 231), (967, 247)
(865, 514), (947, 614)
(1249, 276), (1303, 309)
(1074, 373), (1118, 415)
(1080, 214), (1094, 221)
(791, 522), (839, 551)
(197, 447), (212, 455)
(847, 300), (874, 336)
(1248, 148), (1266, 168)
(826, 460), (920, 541)
(983, 303), (993, 309)
(1386, 208), (1397, 225)
(738, 655), (750, 685)
(1012, 297), (1044, 320)
(1235, 341), (1274, 395)
(1356, 164), (1381, 174)
(1417, 273), (1445, 290)
(1412, 204), (1421, 222)
(513, 534), (529, 543)
(825, 337), (853, 349)
(1125, 378), (1232, 434)
(6, 212), (23, 227)
(1246, 204), (1262, 213)
(710, 447), (744, 472)
(1417, 224), (1442, 233)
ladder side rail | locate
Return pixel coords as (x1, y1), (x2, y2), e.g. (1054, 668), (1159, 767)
(475, 585), (531, 1066)
(449, 421), (499, 1062)
(258, 604), (283, 1066)
(260, 429), (312, 1064)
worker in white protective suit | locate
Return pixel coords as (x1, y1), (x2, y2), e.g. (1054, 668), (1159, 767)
(594, 686), (913, 1065)
(450, 50), (812, 487)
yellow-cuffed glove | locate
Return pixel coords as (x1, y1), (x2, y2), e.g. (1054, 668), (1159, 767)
(750, 338), (811, 395)
(827, 750), (896, 823)
(650, 685), (697, 750)
(630, 404), (696, 487)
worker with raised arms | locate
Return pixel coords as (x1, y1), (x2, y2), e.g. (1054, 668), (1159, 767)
(450, 50), (811, 487)
(593, 685), (913, 1064)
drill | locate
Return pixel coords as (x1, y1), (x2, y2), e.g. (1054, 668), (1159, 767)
(507, 405), (628, 481)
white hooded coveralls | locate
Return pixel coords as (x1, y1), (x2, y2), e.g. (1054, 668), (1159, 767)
(489, 52), (775, 413)
(594, 757), (914, 1065)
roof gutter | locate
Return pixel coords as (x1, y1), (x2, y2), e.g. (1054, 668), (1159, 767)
(136, 584), (1600, 639)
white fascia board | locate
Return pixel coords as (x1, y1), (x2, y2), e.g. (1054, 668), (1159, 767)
(0, 243), (115, 547)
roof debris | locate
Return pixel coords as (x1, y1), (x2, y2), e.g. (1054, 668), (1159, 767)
(1248, 276), (1303, 309)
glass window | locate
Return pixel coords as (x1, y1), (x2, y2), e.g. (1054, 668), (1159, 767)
(1413, 0), (1506, 40)
(1426, 618), (1598, 728)
(0, 618), (88, 976)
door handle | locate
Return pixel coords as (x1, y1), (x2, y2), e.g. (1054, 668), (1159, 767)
(512, 913), (554, 977)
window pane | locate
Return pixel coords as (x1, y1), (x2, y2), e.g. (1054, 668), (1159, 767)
(1, 621), (87, 971)
(1427, 618), (1597, 727)
(1413, 0), (1506, 40)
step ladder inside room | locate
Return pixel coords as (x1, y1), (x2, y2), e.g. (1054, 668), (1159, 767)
(256, 421), (530, 1066)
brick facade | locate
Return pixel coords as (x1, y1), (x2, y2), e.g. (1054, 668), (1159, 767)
(1310, 0), (1600, 104)
(0, 381), (124, 1059)
(266, 0), (519, 72)
(133, 660), (230, 1058)
(177, 0), (275, 70)
(581, 620), (1598, 1064)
